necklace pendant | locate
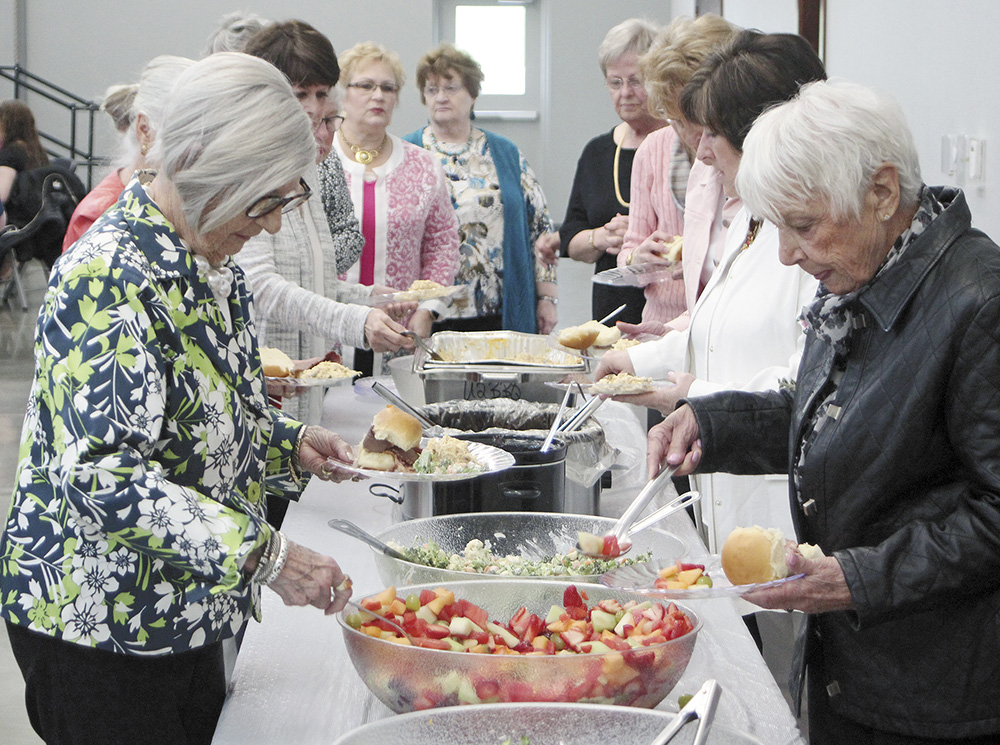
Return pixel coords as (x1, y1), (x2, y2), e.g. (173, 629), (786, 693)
(355, 149), (374, 165)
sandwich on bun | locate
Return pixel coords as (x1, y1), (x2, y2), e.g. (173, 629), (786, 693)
(260, 346), (295, 378)
(357, 405), (423, 472)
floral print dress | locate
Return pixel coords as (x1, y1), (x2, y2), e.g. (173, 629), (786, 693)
(0, 176), (305, 655)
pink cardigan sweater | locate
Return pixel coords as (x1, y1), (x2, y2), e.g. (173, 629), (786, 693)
(617, 126), (685, 324)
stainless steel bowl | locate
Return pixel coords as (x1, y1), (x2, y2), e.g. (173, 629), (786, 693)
(371, 511), (688, 586)
(332, 702), (766, 745)
(338, 579), (700, 714)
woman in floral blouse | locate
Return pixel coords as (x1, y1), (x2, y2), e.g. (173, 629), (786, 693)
(405, 43), (558, 334)
(0, 53), (356, 744)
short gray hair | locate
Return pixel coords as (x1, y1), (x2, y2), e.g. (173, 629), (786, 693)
(203, 12), (272, 55)
(598, 18), (659, 76)
(737, 79), (922, 224)
(151, 52), (315, 234)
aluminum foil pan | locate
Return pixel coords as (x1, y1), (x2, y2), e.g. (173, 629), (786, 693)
(417, 331), (585, 370)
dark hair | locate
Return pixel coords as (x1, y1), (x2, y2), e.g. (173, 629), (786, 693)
(680, 30), (826, 151)
(0, 100), (49, 168)
(244, 19), (339, 88)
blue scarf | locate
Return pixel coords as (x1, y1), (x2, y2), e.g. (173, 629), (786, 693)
(403, 127), (537, 332)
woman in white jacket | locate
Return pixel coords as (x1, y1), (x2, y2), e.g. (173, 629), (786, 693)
(595, 30), (825, 553)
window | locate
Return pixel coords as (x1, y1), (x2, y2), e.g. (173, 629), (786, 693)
(437, 0), (540, 120)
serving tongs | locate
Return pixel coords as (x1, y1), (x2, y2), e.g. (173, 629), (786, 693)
(650, 679), (721, 745)
(370, 379), (435, 429)
(328, 518), (412, 563)
(403, 330), (445, 361)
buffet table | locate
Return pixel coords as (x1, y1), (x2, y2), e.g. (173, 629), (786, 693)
(212, 381), (806, 745)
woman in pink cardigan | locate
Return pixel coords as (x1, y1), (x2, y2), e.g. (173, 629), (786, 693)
(616, 15), (739, 333)
(330, 41), (459, 365)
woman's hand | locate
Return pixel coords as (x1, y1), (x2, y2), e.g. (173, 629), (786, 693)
(534, 232), (560, 266)
(600, 213), (629, 256)
(299, 426), (357, 482)
(364, 308), (414, 353)
(630, 230), (680, 266)
(537, 298), (558, 335)
(742, 545), (855, 614)
(593, 349), (635, 381)
(616, 371), (694, 415)
(266, 540), (353, 615)
(616, 319), (668, 338)
(407, 309), (435, 338)
(646, 404), (702, 478)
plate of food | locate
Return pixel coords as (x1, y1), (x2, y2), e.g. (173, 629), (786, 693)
(601, 526), (817, 598)
(262, 347), (361, 387)
(593, 238), (682, 288)
(329, 404), (515, 481)
(357, 280), (467, 306)
(587, 372), (659, 395)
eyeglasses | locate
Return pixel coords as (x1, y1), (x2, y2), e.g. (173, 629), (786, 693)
(315, 114), (344, 133)
(347, 80), (400, 95)
(606, 76), (643, 92)
(245, 178), (312, 219)
(424, 84), (464, 97)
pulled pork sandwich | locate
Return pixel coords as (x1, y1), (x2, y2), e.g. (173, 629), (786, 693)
(357, 405), (423, 472)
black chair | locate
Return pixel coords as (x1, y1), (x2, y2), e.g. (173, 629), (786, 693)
(0, 172), (81, 311)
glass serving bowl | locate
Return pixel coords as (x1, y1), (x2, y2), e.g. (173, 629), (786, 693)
(331, 701), (768, 745)
(337, 579), (700, 714)
(370, 512), (688, 586)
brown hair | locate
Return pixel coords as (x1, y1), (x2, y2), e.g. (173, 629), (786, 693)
(639, 14), (738, 121)
(415, 43), (484, 104)
(244, 19), (339, 88)
(0, 100), (49, 168)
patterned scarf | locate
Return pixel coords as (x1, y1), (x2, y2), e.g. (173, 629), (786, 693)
(793, 185), (943, 502)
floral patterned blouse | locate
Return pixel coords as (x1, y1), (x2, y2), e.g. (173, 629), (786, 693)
(0, 176), (305, 655)
(413, 127), (555, 319)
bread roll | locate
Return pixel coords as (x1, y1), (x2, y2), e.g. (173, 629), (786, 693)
(356, 405), (424, 472)
(662, 235), (683, 262)
(557, 324), (601, 350)
(260, 346), (295, 377)
(371, 405), (422, 450)
(720, 526), (789, 585)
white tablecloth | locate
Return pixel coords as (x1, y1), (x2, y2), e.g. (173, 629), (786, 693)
(212, 381), (806, 745)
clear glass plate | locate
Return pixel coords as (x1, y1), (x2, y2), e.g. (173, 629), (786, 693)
(593, 262), (676, 287)
(601, 557), (805, 598)
(327, 438), (516, 482)
(265, 374), (359, 388)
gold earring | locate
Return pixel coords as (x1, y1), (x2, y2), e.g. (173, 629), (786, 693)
(140, 143), (148, 156)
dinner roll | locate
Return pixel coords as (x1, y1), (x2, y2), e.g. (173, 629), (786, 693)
(720, 525), (788, 585)
(260, 346), (295, 377)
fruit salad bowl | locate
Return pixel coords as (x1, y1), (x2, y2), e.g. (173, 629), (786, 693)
(332, 702), (767, 745)
(338, 579), (700, 714)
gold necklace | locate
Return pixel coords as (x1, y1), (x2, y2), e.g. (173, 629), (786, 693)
(613, 137), (629, 208)
(341, 130), (388, 165)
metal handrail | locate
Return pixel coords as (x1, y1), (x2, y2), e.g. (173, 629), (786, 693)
(0, 64), (106, 189)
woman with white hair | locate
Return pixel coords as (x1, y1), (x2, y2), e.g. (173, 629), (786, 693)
(650, 78), (1000, 744)
(0, 53), (357, 744)
(556, 18), (663, 324)
(62, 54), (194, 251)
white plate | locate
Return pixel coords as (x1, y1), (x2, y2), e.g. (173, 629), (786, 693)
(593, 262), (676, 287)
(326, 438), (515, 482)
(355, 284), (467, 307)
(265, 374), (359, 388)
(601, 557), (805, 598)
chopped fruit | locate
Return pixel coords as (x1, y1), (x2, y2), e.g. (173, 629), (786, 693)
(653, 561), (714, 591)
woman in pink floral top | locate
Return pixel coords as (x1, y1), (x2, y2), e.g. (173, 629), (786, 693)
(323, 42), (458, 374)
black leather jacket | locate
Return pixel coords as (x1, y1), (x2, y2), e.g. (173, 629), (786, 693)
(689, 187), (1000, 737)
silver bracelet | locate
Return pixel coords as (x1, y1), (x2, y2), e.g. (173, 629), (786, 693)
(249, 529), (280, 585)
(538, 295), (558, 305)
(260, 531), (289, 586)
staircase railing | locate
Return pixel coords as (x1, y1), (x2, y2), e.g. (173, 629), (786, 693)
(1, 64), (105, 190)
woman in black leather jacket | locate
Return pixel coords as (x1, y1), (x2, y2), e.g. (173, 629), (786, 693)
(649, 80), (1000, 744)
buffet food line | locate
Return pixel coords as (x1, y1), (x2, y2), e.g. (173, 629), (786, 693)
(211, 381), (805, 745)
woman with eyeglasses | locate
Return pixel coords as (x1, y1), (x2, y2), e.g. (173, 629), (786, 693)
(403, 43), (558, 334)
(0, 53), (358, 745)
(325, 41), (459, 373)
(555, 19), (664, 325)
(241, 23), (416, 429)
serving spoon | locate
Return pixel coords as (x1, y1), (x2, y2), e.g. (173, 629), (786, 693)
(576, 464), (697, 558)
(343, 598), (416, 644)
(328, 518), (413, 563)
(402, 329), (445, 361)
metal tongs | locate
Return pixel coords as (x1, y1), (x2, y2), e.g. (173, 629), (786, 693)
(403, 330), (444, 361)
(370, 380), (435, 428)
(651, 679), (721, 745)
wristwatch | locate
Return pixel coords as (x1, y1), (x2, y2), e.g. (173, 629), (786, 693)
(538, 295), (559, 305)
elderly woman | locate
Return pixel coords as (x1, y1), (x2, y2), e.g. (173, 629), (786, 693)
(651, 79), (1000, 744)
(557, 19), (661, 324)
(62, 55), (195, 251)
(596, 30), (824, 555)
(0, 53), (357, 744)
(612, 15), (739, 333)
(325, 40), (459, 371)
(241, 22), (413, 424)
(403, 43), (557, 334)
